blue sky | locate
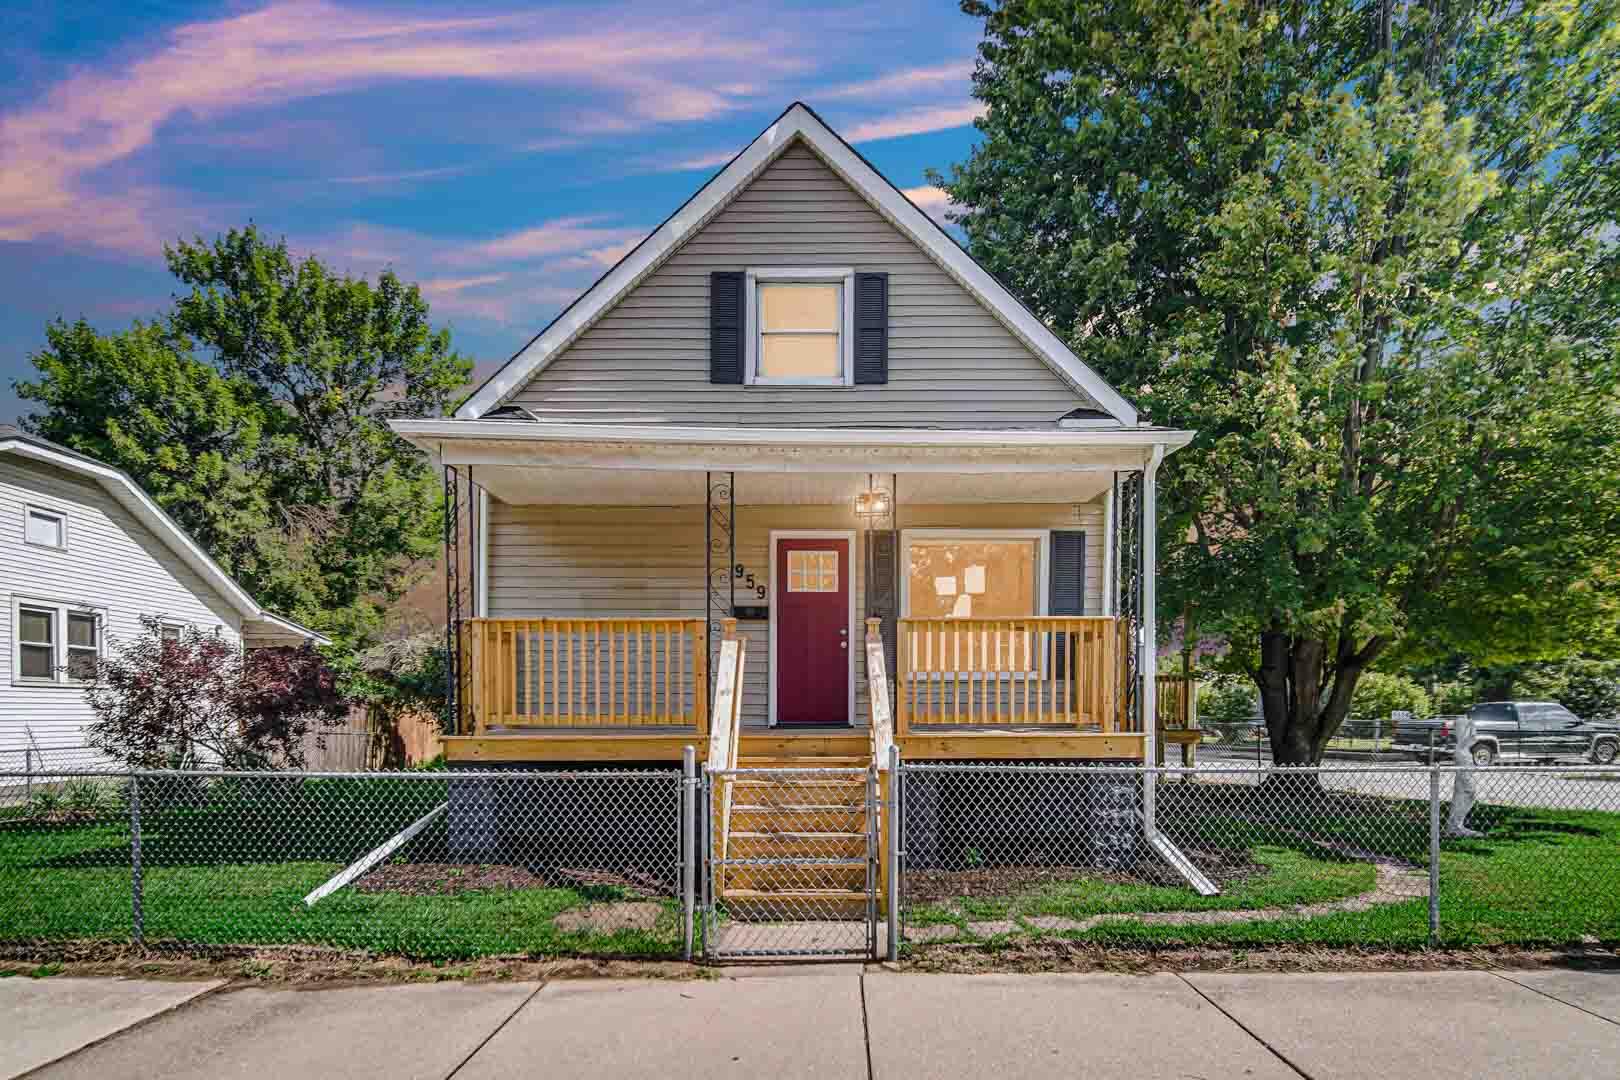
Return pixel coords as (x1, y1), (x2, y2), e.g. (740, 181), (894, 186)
(0, 0), (989, 422)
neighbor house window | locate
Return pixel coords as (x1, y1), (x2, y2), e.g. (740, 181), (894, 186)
(747, 269), (853, 385)
(160, 624), (184, 643)
(24, 506), (66, 549)
(902, 532), (1045, 674)
(17, 605), (55, 680)
(11, 599), (101, 685)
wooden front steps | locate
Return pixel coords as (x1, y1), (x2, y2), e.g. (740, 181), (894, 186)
(717, 751), (873, 920)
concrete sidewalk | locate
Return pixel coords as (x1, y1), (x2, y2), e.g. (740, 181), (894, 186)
(4, 965), (1617, 1079)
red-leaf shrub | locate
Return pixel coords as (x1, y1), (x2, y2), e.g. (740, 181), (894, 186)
(85, 617), (346, 769)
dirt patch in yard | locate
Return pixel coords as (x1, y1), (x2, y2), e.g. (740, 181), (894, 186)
(354, 863), (552, 896)
(553, 902), (665, 934)
(896, 942), (1620, 975)
(906, 847), (1265, 905)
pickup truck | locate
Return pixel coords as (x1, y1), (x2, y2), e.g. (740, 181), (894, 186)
(1392, 701), (1620, 766)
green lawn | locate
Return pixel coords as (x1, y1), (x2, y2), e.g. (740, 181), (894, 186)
(0, 776), (682, 960)
(905, 791), (1620, 950)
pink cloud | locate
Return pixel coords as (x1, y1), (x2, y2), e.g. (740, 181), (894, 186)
(843, 103), (987, 143)
(0, 1), (794, 254)
(900, 184), (953, 222)
(452, 217), (646, 265)
(820, 61), (974, 100)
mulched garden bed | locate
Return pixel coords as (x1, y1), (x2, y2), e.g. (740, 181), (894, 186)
(905, 847), (1265, 904)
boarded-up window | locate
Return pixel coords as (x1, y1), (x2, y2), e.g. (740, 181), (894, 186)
(906, 538), (1038, 620)
(758, 282), (841, 379)
(905, 537), (1040, 673)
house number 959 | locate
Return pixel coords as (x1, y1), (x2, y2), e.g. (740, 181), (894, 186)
(734, 564), (767, 599)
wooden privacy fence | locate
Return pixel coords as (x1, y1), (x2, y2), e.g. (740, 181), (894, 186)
(464, 617), (708, 733)
(895, 616), (1119, 734)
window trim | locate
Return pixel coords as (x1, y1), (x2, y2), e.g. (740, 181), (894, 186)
(23, 504), (68, 551)
(744, 267), (855, 387)
(899, 529), (1054, 681)
(10, 596), (104, 687)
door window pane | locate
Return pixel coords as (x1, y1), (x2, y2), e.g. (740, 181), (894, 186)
(786, 549), (838, 592)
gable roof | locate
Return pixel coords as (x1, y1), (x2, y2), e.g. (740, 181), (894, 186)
(456, 102), (1139, 426)
(0, 425), (328, 645)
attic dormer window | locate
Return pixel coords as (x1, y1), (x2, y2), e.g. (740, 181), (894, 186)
(746, 268), (853, 386)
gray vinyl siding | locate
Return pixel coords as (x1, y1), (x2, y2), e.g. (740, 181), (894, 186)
(509, 141), (1097, 427)
(486, 499), (1106, 728)
(1, 457), (241, 763)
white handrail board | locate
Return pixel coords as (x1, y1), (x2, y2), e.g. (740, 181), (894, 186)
(304, 803), (448, 907)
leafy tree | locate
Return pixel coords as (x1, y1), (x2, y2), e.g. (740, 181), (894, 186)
(17, 227), (471, 645)
(1198, 676), (1260, 727)
(85, 618), (345, 769)
(19, 319), (269, 573)
(1511, 660), (1620, 720)
(1346, 672), (1430, 725)
(944, 0), (1620, 763)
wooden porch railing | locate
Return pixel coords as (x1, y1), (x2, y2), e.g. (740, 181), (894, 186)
(894, 616), (1119, 735)
(1156, 673), (1196, 731)
(463, 617), (708, 734)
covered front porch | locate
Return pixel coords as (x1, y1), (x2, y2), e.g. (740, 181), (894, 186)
(394, 420), (1194, 767)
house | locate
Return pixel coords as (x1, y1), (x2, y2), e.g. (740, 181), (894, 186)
(388, 104), (1206, 920)
(1, 425), (327, 768)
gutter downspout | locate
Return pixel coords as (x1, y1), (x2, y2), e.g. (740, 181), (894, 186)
(1139, 443), (1218, 896)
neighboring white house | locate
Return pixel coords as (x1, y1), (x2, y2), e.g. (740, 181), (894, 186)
(1, 424), (326, 767)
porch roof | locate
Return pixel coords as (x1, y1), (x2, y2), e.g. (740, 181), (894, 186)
(389, 419), (1194, 480)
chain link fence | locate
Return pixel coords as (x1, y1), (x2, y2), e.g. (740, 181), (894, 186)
(1, 766), (685, 961)
(703, 766), (877, 959)
(4, 760), (1616, 963)
(898, 762), (1620, 950)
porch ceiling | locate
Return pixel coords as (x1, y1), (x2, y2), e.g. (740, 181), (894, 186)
(474, 467), (1113, 506)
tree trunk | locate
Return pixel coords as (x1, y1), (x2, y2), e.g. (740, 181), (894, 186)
(1256, 629), (1369, 767)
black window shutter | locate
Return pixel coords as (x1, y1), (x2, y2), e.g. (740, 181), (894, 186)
(852, 272), (889, 384)
(710, 271), (745, 384)
(1048, 530), (1086, 677)
(865, 529), (898, 681)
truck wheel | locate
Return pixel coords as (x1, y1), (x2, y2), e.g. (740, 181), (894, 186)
(1471, 743), (1497, 767)
(1592, 739), (1618, 766)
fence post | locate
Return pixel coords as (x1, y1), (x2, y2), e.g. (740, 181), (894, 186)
(682, 745), (696, 962)
(23, 747), (32, 805)
(886, 744), (901, 962)
(130, 772), (144, 948)
(1428, 765), (1441, 947)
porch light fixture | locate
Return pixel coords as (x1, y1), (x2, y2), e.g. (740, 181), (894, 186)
(854, 484), (891, 518)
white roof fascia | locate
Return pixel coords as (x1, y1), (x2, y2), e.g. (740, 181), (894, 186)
(394, 418), (1188, 449)
(0, 437), (323, 642)
(455, 103), (1139, 426)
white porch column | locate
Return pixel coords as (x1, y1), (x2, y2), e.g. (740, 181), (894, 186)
(1141, 445), (1165, 821)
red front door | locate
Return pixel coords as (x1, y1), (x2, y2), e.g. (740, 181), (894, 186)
(775, 537), (851, 726)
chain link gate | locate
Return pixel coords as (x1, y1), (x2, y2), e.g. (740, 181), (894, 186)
(702, 765), (880, 959)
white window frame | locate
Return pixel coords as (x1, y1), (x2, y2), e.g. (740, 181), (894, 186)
(10, 596), (104, 687)
(898, 529), (1052, 681)
(23, 504), (67, 550)
(745, 267), (855, 387)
